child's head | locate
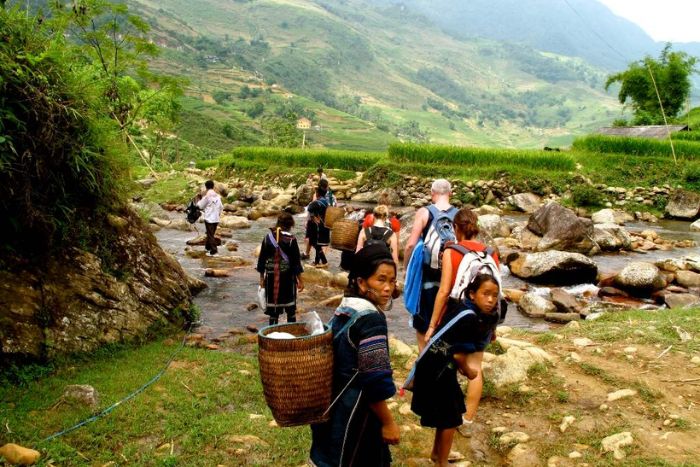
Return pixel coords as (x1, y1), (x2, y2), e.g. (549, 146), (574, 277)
(317, 166), (324, 175)
(347, 244), (397, 310)
(275, 212), (295, 231)
(316, 186), (327, 198)
(453, 207), (479, 241)
(318, 178), (329, 191)
(205, 180), (215, 190)
(466, 274), (499, 314)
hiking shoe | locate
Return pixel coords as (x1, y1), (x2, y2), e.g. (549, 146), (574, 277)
(457, 418), (474, 438)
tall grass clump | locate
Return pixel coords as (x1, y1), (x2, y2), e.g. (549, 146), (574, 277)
(0, 7), (126, 259)
(572, 135), (700, 160)
(388, 143), (575, 171)
(221, 147), (384, 171)
(672, 130), (700, 142)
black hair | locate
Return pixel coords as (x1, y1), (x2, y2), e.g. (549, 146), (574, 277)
(317, 166), (324, 174)
(275, 212), (295, 231)
(466, 273), (499, 297)
(345, 244), (396, 297)
(316, 186), (327, 197)
(205, 180), (214, 190)
(318, 178), (329, 190)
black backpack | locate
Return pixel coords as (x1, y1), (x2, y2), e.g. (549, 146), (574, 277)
(363, 226), (393, 252)
(185, 198), (202, 224)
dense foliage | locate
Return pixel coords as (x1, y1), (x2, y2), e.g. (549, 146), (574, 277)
(0, 6), (126, 257)
(572, 135), (700, 160)
(605, 45), (697, 125)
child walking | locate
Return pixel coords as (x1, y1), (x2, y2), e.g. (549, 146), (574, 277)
(409, 274), (500, 465)
(256, 213), (304, 325)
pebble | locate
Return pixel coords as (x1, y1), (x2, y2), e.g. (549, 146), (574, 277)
(691, 356), (700, 365)
(249, 414), (264, 420)
(623, 347), (637, 354)
(560, 415), (575, 433)
(573, 338), (594, 347)
(599, 404), (609, 411)
(663, 419), (672, 426)
(568, 451), (583, 459)
(398, 403), (412, 415)
(492, 426), (508, 434)
(269, 420), (278, 427)
(387, 402), (398, 410)
(607, 389), (637, 402)
(569, 352), (582, 363)
(601, 432), (634, 460)
(238, 370), (251, 376)
(0, 444), (41, 466)
(565, 321), (580, 329)
(500, 431), (530, 444)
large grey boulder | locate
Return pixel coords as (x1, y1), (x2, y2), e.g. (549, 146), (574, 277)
(675, 270), (700, 288)
(507, 193), (542, 213)
(664, 293), (700, 309)
(550, 288), (583, 314)
(507, 251), (598, 285)
(478, 214), (511, 239)
(351, 191), (379, 203)
(527, 202), (595, 254)
(593, 223), (633, 251)
(218, 215), (251, 229)
(665, 189), (700, 219)
(614, 262), (665, 294)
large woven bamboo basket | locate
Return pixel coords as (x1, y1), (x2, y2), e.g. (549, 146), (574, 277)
(324, 206), (345, 228)
(330, 219), (360, 251)
(258, 323), (333, 427)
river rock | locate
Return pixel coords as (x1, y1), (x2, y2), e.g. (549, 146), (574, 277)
(675, 270), (700, 288)
(593, 223), (632, 251)
(62, 384), (100, 409)
(545, 312), (581, 323)
(507, 193), (542, 213)
(518, 293), (556, 318)
(503, 288), (526, 304)
(690, 219), (700, 232)
(218, 215), (250, 229)
(601, 432), (634, 460)
(664, 293), (700, 309)
(204, 269), (232, 278)
(527, 202), (595, 253)
(665, 189), (700, 219)
(614, 262), (665, 294)
(474, 205), (503, 216)
(550, 289), (583, 314)
(294, 184), (315, 206)
(377, 188), (402, 206)
(507, 251), (598, 285)
(0, 443), (40, 466)
(478, 214), (511, 239)
(507, 443), (540, 467)
(510, 224), (542, 250)
(351, 191), (378, 203)
(591, 208), (632, 225)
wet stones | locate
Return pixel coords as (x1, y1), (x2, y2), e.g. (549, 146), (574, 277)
(507, 251), (598, 285)
(526, 202), (596, 254)
(613, 262), (665, 295)
(665, 189), (700, 219)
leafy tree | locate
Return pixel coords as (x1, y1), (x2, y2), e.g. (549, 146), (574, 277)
(261, 113), (302, 147)
(605, 45), (697, 125)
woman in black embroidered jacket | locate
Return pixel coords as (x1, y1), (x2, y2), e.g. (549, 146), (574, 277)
(256, 212), (304, 325)
(310, 244), (400, 467)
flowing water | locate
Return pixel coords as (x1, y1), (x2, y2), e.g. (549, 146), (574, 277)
(156, 213), (700, 343)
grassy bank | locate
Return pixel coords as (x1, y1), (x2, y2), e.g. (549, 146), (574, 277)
(2, 308), (698, 466)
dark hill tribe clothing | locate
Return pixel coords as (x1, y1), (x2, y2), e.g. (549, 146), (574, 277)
(308, 198), (330, 265)
(256, 229), (303, 324)
(310, 297), (396, 467)
(409, 299), (498, 429)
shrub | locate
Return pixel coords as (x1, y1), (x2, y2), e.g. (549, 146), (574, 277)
(571, 184), (604, 207)
(572, 135), (700, 160)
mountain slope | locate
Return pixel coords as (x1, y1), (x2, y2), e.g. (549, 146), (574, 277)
(132, 0), (630, 150)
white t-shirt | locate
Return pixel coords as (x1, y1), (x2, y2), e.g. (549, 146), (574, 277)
(197, 189), (223, 223)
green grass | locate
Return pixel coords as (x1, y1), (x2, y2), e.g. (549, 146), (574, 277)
(137, 173), (194, 204)
(572, 135), (700, 160)
(220, 147), (384, 171)
(389, 143), (576, 171)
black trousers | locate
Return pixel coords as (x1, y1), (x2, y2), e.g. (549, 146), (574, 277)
(205, 222), (218, 254)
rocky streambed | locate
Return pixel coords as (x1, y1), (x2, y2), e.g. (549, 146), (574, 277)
(145, 191), (700, 344)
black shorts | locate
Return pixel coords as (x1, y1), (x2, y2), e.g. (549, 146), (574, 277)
(411, 285), (440, 334)
(305, 219), (317, 244)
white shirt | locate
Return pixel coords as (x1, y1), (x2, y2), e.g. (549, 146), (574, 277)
(197, 189), (223, 223)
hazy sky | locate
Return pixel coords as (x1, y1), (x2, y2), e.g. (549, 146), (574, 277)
(598, 0), (700, 43)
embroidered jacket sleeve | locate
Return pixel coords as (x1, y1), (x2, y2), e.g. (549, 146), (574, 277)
(350, 313), (395, 403)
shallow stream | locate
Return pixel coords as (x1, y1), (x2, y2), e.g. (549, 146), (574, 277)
(156, 213), (700, 343)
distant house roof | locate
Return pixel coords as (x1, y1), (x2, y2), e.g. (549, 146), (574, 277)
(596, 125), (689, 139)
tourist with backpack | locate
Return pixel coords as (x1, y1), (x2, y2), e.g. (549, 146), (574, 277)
(197, 180), (224, 256)
(355, 205), (399, 266)
(310, 244), (400, 466)
(405, 208), (502, 465)
(256, 213), (304, 325)
(402, 179), (458, 351)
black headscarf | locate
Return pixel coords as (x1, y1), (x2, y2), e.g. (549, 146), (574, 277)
(348, 244), (395, 282)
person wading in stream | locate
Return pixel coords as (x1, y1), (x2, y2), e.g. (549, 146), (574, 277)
(256, 212), (304, 325)
(197, 180), (223, 256)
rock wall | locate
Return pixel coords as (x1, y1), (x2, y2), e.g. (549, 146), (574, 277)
(0, 209), (205, 362)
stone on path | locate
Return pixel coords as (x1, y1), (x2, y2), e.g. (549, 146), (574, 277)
(0, 443), (41, 466)
(500, 431), (530, 445)
(607, 389), (637, 402)
(573, 337), (594, 347)
(559, 415), (575, 433)
(601, 432), (634, 460)
(508, 443), (540, 467)
(518, 293), (556, 318)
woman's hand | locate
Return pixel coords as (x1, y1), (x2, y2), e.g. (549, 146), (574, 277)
(381, 420), (400, 445)
(297, 278), (305, 292)
(424, 325), (435, 343)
